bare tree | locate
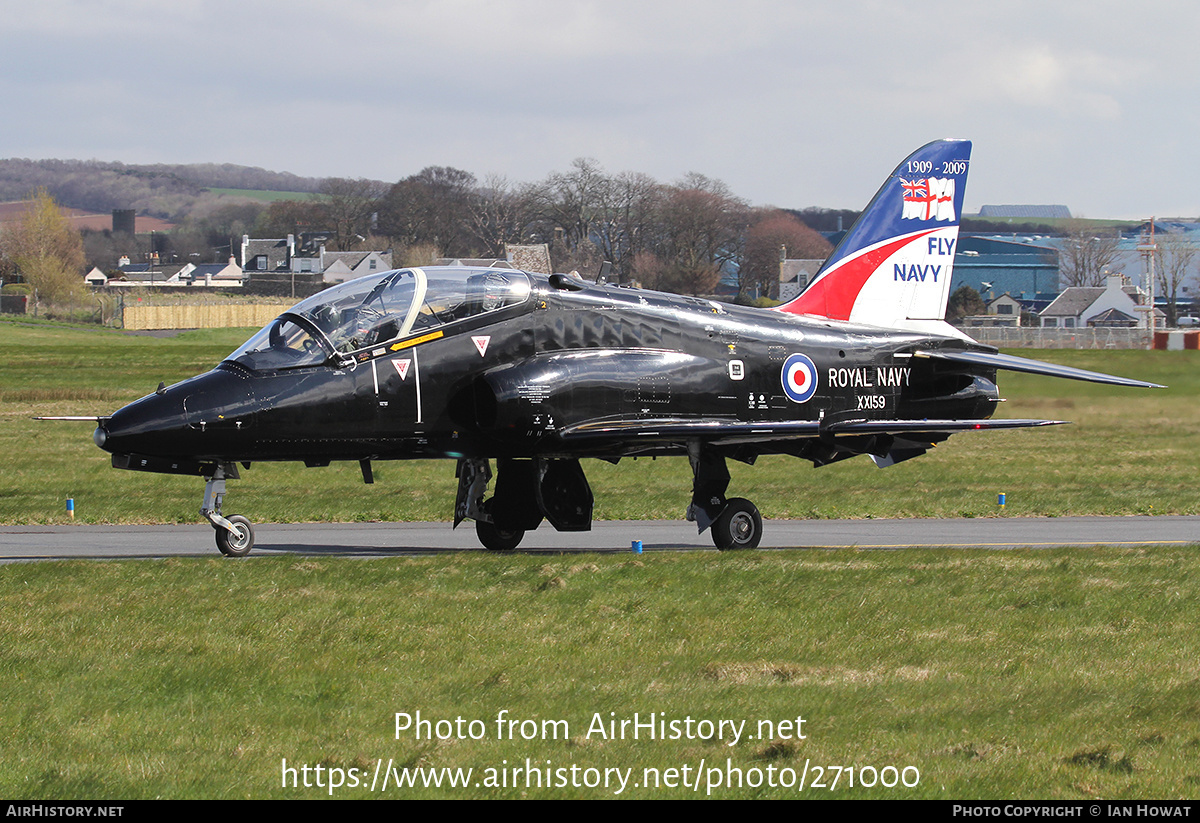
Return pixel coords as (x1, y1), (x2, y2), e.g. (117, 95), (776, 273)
(592, 171), (660, 283)
(81, 228), (146, 271)
(1153, 230), (1199, 325)
(647, 174), (748, 295)
(739, 209), (832, 300)
(629, 249), (670, 291)
(532, 158), (609, 251)
(524, 160), (662, 282)
(319, 177), (387, 251)
(466, 175), (535, 258)
(551, 236), (605, 279)
(1058, 222), (1121, 288)
(378, 166), (477, 256)
(254, 199), (328, 239)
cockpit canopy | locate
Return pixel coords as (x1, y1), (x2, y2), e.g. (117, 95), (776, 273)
(226, 267), (532, 372)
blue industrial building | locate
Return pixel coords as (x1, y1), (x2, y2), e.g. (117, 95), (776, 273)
(949, 235), (1060, 299)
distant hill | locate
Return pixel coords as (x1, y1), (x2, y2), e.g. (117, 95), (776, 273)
(0, 158), (340, 221)
(0, 200), (174, 232)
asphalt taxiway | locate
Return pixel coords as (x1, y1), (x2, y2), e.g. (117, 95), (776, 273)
(0, 516), (1195, 561)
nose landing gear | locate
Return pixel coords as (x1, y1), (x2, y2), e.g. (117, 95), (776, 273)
(202, 464), (256, 557)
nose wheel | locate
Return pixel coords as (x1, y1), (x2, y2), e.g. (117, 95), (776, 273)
(214, 514), (255, 557)
(201, 464), (256, 557)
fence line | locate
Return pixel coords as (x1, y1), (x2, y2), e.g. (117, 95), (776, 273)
(960, 327), (1153, 349)
(121, 300), (292, 330)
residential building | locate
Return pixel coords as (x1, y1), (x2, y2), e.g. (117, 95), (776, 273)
(1039, 274), (1163, 328)
(240, 234), (393, 283)
(778, 259), (823, 302)
(320, 250), (393, 283)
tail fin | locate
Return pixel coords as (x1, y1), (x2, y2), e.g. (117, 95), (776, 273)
(778, 139), (971, 336)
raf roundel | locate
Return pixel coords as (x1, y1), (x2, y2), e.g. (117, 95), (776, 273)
(781, 353), (818, 403)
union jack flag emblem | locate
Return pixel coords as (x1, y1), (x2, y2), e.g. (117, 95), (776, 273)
(900, 178), (928, 200)
(900, 176), (955, 222)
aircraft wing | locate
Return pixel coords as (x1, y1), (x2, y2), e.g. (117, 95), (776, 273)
(913, 349), (1165, 388)
(558, 416), (1064, 446)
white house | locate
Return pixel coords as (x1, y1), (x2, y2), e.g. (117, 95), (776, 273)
(1039, 274), (1163, 328)
(320, 250), (393, 283)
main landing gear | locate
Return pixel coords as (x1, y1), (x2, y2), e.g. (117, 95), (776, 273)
(456, 458), (526, 552)
(455, 457), (594, 552)
(710, 498), (763, 550)
(475, 505), (526, 553)
(459, 450), (762, 552)
(201, 463), (256, 557)
(687, 445), (763, 550)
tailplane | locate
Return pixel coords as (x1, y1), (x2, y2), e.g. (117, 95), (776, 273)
(778, 139), (971, 336)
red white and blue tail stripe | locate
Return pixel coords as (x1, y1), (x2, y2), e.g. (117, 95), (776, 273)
(778, 139), (971, 336)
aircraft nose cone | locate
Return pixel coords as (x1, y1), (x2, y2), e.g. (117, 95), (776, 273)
(100, 368), (256, 459)
(100, 385), (188, 456)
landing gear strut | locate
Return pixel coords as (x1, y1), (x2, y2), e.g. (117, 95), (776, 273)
(201, 463), (255, 557)
(687, 444), (763, 550)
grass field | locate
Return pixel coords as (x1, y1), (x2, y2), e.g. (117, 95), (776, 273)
(2, 317), (1199, 799)
(3, 548), (1199, 799)
(204, 187), (318, 203)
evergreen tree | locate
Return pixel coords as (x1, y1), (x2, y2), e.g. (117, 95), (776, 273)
(947, 285), (986, 322)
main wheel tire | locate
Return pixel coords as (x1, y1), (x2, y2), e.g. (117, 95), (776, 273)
(475, 519), (524, 552)
(215, 515), (255, 557)
(711, 498), (762, 550)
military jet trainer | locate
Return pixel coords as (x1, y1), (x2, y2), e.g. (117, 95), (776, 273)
(56, 139), (1161, 555)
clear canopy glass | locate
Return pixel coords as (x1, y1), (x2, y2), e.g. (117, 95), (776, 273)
(225, 267), (531, 371)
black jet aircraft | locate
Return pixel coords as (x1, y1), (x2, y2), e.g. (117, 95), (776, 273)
(57, 139), (1161, 555)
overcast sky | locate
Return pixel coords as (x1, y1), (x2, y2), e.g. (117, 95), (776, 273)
(3, 0), (1197, 219)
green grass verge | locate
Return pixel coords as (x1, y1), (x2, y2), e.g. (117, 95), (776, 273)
(2, 548), (1197, 799)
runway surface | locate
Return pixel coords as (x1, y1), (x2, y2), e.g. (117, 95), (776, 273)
(0, 516), (1196, 561)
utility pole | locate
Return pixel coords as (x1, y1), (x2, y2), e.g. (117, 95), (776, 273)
(1137, 218), (1157, 347)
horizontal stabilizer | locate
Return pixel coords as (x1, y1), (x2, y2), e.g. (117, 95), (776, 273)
(914, 349), (1165, 389)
